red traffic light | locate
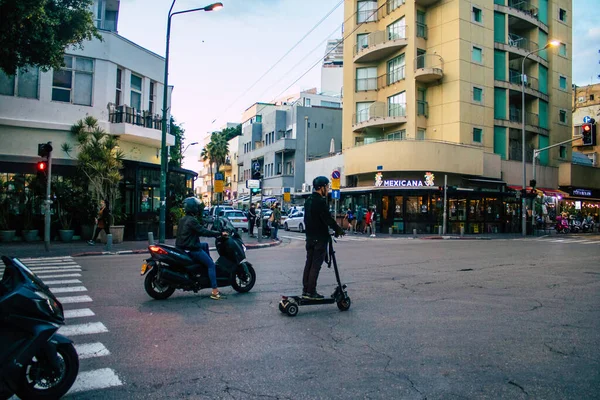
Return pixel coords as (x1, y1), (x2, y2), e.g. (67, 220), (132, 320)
(582, 123), (592, 133)
(37, 161), (47, 171)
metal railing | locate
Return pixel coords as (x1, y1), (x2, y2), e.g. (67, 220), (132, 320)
(509, 108), (539, 126)
(414, 54), (443, 70)
(417, 100), (429, 117)
(354, 137), (486, 149)
(509, 69), (539, 91)
(355, 77), (378, 92)
(353, 102), (407, 125)
(355, 26), (408, 55)
(416, 22), (428, 39)
(507, 0), (539, 20)
(108, 104), (162, 130)
(507, 33), (538, 52)
(382, 66), (406, 86)
(387, 0), (405, 13)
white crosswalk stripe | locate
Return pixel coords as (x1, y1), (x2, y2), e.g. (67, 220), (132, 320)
(2, 256), (124, 397)
(512, 236), (600, 246)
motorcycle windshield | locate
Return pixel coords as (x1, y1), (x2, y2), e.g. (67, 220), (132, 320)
(11, 257), (59, 303)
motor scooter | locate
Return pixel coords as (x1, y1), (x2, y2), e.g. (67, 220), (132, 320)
(554, 217), (569, 234)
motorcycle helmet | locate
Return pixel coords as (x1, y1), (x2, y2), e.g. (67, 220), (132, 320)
(312, 176), (330, 190)
(183, 197), (201, 215)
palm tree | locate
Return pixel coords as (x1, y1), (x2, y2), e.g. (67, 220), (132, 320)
(200, 146), (213, 205)
(202, 131), (229, 205)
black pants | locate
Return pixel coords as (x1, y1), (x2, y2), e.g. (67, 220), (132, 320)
(93, 226), (110, 241)
(303, 239), (327, 294)
(249, 218), (255, 235)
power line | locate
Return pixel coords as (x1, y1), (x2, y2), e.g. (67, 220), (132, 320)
(211, 0), (343, 125)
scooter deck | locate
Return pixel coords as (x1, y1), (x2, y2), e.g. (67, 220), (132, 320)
(282, 295), (336, 306)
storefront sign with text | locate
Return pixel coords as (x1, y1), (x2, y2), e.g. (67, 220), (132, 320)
(375, 172), (435, 187)
(573, 189), (592, 197)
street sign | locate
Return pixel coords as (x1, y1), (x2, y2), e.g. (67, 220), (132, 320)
(214, 180), (224, 193)
(283, 192), (291, 202)
(331, 170), (340, 179)
(253, 162), (261, 171)
(214, 173), (224, 181)
(331, 178), (340, 190)
(331, 190), (340, 199)
(246, 179), (260, 189)
(284, 187), (290, 193)
(583, 116), (592, 123)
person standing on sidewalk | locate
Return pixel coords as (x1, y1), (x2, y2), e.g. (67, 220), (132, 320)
(370, 207), (377, 237)
(271, 202), (282, 241)
(344, 207), (355, 234)
(88, 199), (110, 245)
(356, 206), (364, 234)
(364, 207), (372, 235)
(302, 176), (345, 299)
(248, 203), (257, 237)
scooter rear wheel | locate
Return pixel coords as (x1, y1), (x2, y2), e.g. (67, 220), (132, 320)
(337, 297), (351, 311)
(286, 303), (299, 317)
(144, 268), (176, 300)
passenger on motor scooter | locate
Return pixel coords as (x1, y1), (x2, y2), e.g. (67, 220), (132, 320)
(176, 197), (228, 300)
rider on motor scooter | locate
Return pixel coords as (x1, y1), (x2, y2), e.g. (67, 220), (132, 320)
(175, 197), (228, 300)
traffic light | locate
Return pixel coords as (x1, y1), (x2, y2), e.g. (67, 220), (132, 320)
(252, 170), (262, 180)
(581, 123), (593, 145)
(529, 179), (537, 190)
(251, 188), (260, 195)
(36, 161), (48, 177)
(38, 142), (53, 158)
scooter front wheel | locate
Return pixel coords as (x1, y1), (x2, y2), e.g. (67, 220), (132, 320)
(337, 297), (351, 311)
(231, 264), (256, 293)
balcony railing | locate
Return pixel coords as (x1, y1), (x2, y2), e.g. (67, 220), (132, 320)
(416, 22), (428, 39)
(355, 27), (408, 56)
(509, 108), (539, 126)
(355, 77), (378, 92)
(387, 0), (405, 13)
(417, 100), (429, 117)
(507, 0), (539, 21)
(415, 54), (443, 70)
(353, 102), (407, 125)
(508, 69), (539, 91)
(507, 33), (538, 52)
(108, 104), (162, 130)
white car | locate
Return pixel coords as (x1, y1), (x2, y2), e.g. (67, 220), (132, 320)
(222, 210), (248, 232)
(284, 211), (305, 232)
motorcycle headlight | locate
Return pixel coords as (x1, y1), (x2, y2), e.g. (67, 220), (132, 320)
(35, 291), (62, 318)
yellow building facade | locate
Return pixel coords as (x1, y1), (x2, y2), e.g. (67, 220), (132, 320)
(341, 0), (572, 234)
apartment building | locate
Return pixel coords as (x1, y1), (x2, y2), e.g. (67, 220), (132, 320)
(0, 0), (197, 240)
(340, 0), (572, 234)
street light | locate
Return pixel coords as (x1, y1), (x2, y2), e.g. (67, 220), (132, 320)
(182, 142), (199, 154)
(520, 39), (560, 236)
(159, 1), (223, 243)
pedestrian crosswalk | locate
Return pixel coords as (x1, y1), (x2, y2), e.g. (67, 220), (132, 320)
(0, 256), (123, 398)
(510, 235), (600, 245)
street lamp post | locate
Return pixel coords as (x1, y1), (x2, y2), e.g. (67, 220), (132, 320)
(159, 1), (223, 243)
(520, 40), (560, 236)
(182, 141), (199, 155)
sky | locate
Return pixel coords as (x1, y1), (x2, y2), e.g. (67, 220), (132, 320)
(117, 0), (597, 173)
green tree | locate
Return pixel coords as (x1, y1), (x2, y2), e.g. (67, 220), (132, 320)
(0, 0), (101, 75)
(200, 131), (229, 204)
(169, 116), (185, 168)
(222, 124), (241, 141)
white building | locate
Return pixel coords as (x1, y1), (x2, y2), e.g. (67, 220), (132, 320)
(0, 0), (197, 240)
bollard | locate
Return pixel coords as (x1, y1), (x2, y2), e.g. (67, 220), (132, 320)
(257, 225), (262, 243)
(389, 227), (393, 235)
(148, 232), (154, 245)
(106, 233), (113, 252)
(413, 228), (417, 238)
(460, 226), (465, 236)
(438, 226), (442, 235)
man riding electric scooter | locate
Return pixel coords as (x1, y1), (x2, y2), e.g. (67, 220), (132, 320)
(175, 197), (228, 300)
(302, 176), (345, 299)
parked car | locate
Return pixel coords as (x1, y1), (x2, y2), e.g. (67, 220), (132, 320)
(222, 210), (248, 232)
(284, 211), (305, 232)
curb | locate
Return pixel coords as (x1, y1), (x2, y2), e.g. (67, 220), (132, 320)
(421, 236), (493, 240)
(71, 239), (282, 257)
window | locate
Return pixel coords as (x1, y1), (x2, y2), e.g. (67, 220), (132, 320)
(416, 49), (426, 69)
(472, 6), (482, 23)
(305, 98), (311, 107)
(387, 130), (406, 140)
(473, 87), (483, 102)
(387, 17), (406, 40)
(578, 96), (586, 103)
(357, 33), (369, 51)
(388, 91), (406, 117)
(387, 0), (404, 13)
(356, 102), (373, 123)
(0, 67), (39, 99)
(559, 43), (567, 57)
(417, 129), (426, 140)
(559, 75), (567, 90)
(149, 81), (155, 114)
(115, 67), (123, 105)
(256, 115), (262, 123)
(591, 94), (595, 101)
(52, 55), (93, 105)
(559, 8), (567, 23)
(559, 145), (566, 159)
(387, 54), (405, 85)
(417, 88), (427, 116)
(130, 73), (142, 110)
(416, 11), (427, 38)
(472, 46), (483, 63)
(321, 124), (324, 129)
(356, 67), (377, 91)
(559, 110), (567, 124)
(473, 127), (483, 143)
(322, 101), (341, 108)
(357, 1), (377, 23)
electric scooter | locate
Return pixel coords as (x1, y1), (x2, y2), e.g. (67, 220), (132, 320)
(278, 236), (351, 317)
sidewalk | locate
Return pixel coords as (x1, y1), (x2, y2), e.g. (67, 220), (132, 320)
(0, 232), (281, 259)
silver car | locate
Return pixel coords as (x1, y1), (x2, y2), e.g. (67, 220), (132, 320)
(222, 210), (248, 232)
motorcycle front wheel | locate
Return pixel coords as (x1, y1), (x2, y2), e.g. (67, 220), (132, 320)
(144, 268), (176, 300)
(15, 342), (79, 400)
(231, 264), (256, 293)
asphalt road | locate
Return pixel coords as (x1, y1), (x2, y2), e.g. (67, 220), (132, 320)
(30, 234), (600, 399)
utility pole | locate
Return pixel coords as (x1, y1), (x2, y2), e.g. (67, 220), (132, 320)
(43, 142), (53, 251)
(443, 174), (448, 235)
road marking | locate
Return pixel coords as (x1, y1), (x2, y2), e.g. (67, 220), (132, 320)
(550, 239), (566, 242)
(44, 279), (82, 285)
(50, 286), (87, 294)
(36, 273), (82, 279)
(17, 256), (74, 262)
(75, 342), (111, 360)
(57, 295), (93, 304)
(582, 241), (600, 244)
(68, 368), (123, 393)
(64, 308), (95, 319)
(17, 266), (82, 272)
(60, 322), (108, 336)
(20, 261), (79, 266)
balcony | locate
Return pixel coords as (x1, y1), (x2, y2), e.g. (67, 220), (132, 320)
(414, 54), (444, 83)
(344, 139), (485, 176)
(495, 33), (547, 66)
(495, 108), (547, 135)
(355, 77), (378, 92)
(355, 68), (407, 92)
(354, 27), (408, 64)
(415, 0), (440, 6)
(495, 0), (548, 32)
(497, 69), (549, 102)
(107, 104), (174, 147)
(352, 102), (407, 132)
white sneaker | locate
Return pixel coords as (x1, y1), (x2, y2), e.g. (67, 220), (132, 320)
(370, 234), (376, 237)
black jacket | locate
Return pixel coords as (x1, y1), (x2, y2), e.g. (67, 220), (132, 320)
(175, 215), (221, 251)
(248, 208), (257, 221)
(304, 193), (341, 242)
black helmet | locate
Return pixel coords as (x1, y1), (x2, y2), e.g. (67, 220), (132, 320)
(312, 176), (330, 190)
(183, 197), (202, 215)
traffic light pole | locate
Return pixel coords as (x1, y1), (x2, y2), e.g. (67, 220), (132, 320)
(44, 143), (53, 252)
(531, 134), (583, 232)
(443, 174), (448, 235)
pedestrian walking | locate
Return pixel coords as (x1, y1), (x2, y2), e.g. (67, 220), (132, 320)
(344, 208), (355, 234)
(356, 206), (364, 234)
(302, 176), (345, 299)
(88, 199), (110, 245)
(248, 203), (257, 237)
(270, 203), (282, 241)
(370, 208), (377, 237)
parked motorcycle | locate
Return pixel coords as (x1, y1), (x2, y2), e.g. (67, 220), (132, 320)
(141, 216), (256, 300)
(581, 220), (594, 233)
(0, 256), (79, 400)
(555, 218), (569, 234)
(569, 217), (582, 233)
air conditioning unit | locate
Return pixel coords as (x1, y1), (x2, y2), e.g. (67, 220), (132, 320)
(302, 183), (312, 192)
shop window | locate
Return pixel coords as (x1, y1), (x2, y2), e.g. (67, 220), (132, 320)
(449, 198), (467, 221)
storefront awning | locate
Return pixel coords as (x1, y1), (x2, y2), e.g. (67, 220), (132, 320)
(508, 186), (568, 197)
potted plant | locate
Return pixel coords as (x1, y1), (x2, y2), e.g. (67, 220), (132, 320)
(108, 205), (126, 244)
(54, 181), (77, 242)
(17, 175), (42, 242)
(170, 206), (185, 236)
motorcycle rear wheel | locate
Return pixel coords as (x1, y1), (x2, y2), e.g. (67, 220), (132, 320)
(231, 264), (256, 293)
(15, 342), (79, 400)
(144, 268), (176, 300)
